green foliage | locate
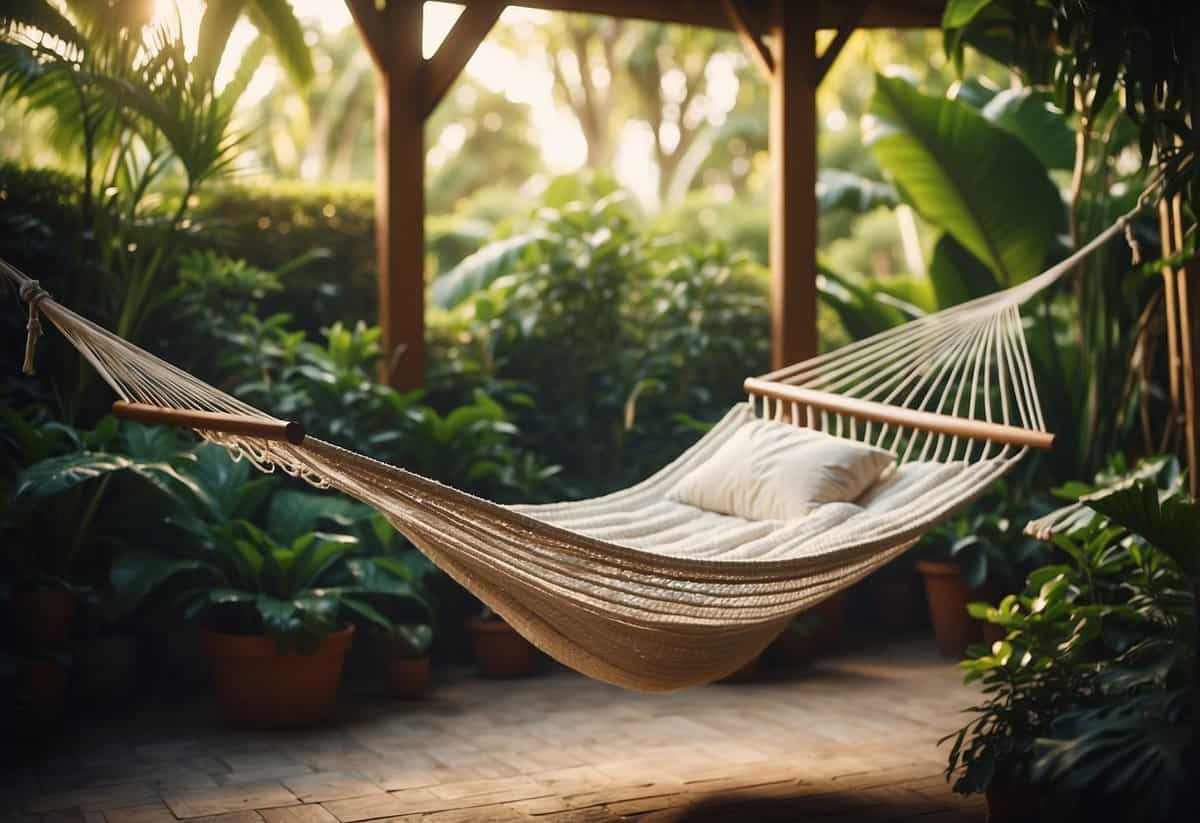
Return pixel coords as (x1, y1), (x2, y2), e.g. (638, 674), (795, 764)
(980, 87), (1075, 171)
(944, 461), (1197, 819)
(0, 2), (314, 422)
(112, 519), (427, 653)
(865, 73), (1064, 285)
(1, 414), (200, 587)
(921, 483), (1053, 590)
(816, 170), (901, 215)
(429, 186), (770, 495)
(183, 182), (377, 336)
(945, 0), (1200, 211)
(108, 442), (432, 652)
(206, 307), (560, 503)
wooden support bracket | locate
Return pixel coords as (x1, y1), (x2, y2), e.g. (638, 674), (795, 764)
(816, 0), (872, 83)
(112, 402), (306, 445)
(425, 2), (506, 117)
(722, 0), (773, 79)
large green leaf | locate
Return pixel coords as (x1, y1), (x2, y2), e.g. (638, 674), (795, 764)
(865, 74), (1064, 285)
(1086, 483), (1200, 577)
(941, 0), (993, 29)
(245, 0), (313, 89)
(109, 550), (216, 615)
(266, 489), (359, 546)
(927, 233), (1001, 306)
(982, 88), (1075, 171)
(430, 232), (544, 309)
(13, 450), (201, 506)
(0, 0), (84, 46)
(194, 0), (247, 86)
(816, 170), (899, 214)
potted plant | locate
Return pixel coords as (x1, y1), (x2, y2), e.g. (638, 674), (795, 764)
(945, 459), (1198, 822)
(2, 411), (200, 652)
(111, 514), (424, 726)
(916, 487), (1049, 657)
(466, 607), (538, 677)
(385, 623), (434, 698)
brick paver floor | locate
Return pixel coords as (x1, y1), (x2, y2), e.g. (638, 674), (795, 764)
(5, 637), (986, 822)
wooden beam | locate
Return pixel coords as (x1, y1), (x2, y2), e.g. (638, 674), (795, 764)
(767, 0), (818, 370)
(743, 379), (1056, 450)
(425, 2), (505, 117)
(816, 0), (872, 83)
(373, 0), (426, 389)
(455, 0), (946, 30)
(722, 0), (772, 79)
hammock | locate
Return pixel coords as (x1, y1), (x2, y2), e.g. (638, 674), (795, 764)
(0, 211), (1137, 692)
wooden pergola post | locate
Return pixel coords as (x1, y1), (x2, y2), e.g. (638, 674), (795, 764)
(349, 0), (941, 387)
(347, 0), (502, 389)
(767, 0), (819, 368)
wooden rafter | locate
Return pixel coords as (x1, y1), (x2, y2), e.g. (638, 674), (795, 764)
(455, 0), (944, 31)
(721, 0), (772, 79)
(425, 2), (506, 117)
(817, 0), (873, 83)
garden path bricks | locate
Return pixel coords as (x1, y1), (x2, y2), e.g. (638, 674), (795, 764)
(7, 637), (987, 822)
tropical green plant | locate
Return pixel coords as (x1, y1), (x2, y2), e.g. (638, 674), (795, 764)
(942, 0), (1200, 211)
(1, 412), (203, 590)
(944, 460), (1197, 819)
(919, 482), (1054, 590)
(428, 180), (772, 496)
(206, 307), (560, 502)
(111, 517), (429, 653)
(0, 0), (312, 418)
(826, 68), (1160, 486)
(108, 448), (431, 652)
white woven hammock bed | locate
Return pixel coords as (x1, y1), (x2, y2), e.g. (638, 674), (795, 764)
(1, 212), (1137, 691)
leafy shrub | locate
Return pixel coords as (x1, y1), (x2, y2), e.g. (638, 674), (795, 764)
(945, 458), (1197, 819)
(183, 183), (515, 338)
(1, 411), (202, 589)
(108, 444), (431, 652)
(202, 303), (559, 503)
(184, 182), (377, 336)
(428, 191), (771, 496)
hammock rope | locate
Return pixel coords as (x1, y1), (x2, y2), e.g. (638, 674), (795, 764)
(0, 207), (1142, 691)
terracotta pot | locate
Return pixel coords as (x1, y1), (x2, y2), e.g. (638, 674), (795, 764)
(766, 592), (848, 667)
(204, 626), (354, 727)
(917, 560), (981, 658)
(10, 589), (76, 650)
(466, 617), (536, 677)
(387, 656), (431, 699)
(985, 776), (1042, 822)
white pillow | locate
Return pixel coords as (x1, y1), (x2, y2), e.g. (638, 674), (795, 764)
(669, 420), (894, 521)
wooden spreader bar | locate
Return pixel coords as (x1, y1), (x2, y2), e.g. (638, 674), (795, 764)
(112, 401), (306, 445)
(743, 378), (1056, 451)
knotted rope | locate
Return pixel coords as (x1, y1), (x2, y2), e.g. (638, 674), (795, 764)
(18, 279), (49, 376)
